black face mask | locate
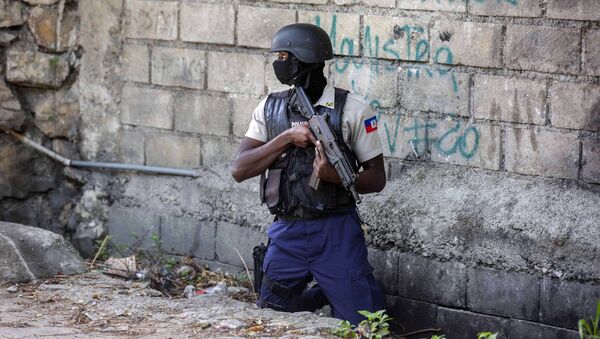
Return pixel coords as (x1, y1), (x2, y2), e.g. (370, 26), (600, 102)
(272, 58), (295, 86)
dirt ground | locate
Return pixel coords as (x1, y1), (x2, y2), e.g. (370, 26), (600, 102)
(0, 272), (339, 338)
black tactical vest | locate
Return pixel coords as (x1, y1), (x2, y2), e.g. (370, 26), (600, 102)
(260, 88), (359, 217)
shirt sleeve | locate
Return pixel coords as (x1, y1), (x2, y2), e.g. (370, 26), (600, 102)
(342, 96), (383, 163)
(244, 97), (268, 142)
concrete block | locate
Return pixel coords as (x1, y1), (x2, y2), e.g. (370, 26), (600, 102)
(362, 16), (429, 61)
(504, 25), (580, 74)
(508, 319), (579, 339)
(335, 0), (395, 7)
(298, 11), (360, 57)
(437, 307), (509, 339)
(473, 75), (546, 125)
(160, 216), (216, 260)
(123, 44), (149, 83)
(430, 119), (501, 171)
(400, 68), (469, 115)
(125, 0), (177, 40)
(469, 0), (542, 17)
(505, 127), (579, 180)
(550, 82), (600, 131)
(145, 134), (200, 168)
(180, 2), (234, 44)
(377, 114), (432, 159)
(175, 93), (231, 136)
(121, 85), (172, 129)
(231, 94), (263, 138)
(582, 138), (600, 184)
(385, 295), (438, 334)
(201, 136), (240, 168)
(397, 253), (467, 308)
(584, 30), (600, 76)
(547, 0), (600, 21)
(331, 61), (399, 108)
(119, 129), (144, 164)
(215, 221), (267, 268)
(208, 52), (265, 96)
(107, 207), (160, 255)
(541, 278), (600, 329)
(237, 6), (295, 49)
(368, 248), (399, 295)
(467, 268), (540, 321)
(432, 20), (503, 68)
(397, 0), (466, 12)
(151, 47), (205, 89)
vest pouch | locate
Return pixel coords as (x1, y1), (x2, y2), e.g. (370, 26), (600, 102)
(265, 168), (283, 208)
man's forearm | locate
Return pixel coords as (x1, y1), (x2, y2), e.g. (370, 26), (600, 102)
(231, 134), (290, 182)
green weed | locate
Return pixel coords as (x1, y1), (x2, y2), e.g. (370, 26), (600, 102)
(333, 309), (392, 339)
(579, 300), (600, 339)
(477, 332), (498, 339)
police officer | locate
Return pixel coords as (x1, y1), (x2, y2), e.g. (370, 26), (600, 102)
(231, 23), (386, 325)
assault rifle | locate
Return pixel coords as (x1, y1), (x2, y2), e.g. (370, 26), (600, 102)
(293, 85), (361, 204)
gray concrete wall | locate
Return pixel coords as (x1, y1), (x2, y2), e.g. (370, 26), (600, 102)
(25, 0), (600, 337)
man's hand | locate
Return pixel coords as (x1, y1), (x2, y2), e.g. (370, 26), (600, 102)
(313, 141), (342, 185)
(285, 125), (316, 148)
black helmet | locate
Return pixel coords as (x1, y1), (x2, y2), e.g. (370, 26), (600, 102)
(270, 23), (333, 63)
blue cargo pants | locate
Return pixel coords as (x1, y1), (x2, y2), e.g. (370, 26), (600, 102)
(258, 209), (384, 325)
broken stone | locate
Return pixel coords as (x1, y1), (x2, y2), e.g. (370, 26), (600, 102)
(6, 285), (18, 293)
(0, 221), (85, 284)
(6, 50), (69, 88)
(27, 5), (78, 52)
(183, 285), (195, 299)
(0, 79), (25, 130)
(31, 86), (79, 138)
(0, 31), (17, 46)
(0, 0), (24, 28)
(22, 0), (59, 5)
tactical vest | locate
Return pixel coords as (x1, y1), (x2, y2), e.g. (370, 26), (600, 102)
(260, 88), (359, 217)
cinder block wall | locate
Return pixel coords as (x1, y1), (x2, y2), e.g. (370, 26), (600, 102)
(78, 0), (600, 337)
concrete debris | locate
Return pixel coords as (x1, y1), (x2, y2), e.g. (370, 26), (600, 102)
(183, 284), (195, 299)
(5, 50), (70, 88)
(104, 256), (136, 279)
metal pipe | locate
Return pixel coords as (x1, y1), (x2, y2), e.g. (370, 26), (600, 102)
(1, 127), (198, 177)
(70, 160), (198, 177)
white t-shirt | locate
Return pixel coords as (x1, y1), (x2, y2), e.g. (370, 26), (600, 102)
(245, 82), (383, 163)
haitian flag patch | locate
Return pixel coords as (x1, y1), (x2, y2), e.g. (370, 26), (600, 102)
(364, 116), (378, 133)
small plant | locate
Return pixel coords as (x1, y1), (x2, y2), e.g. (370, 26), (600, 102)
(333, 309), (392, 339)
(333, 320), (358, 339)
(430, 335), (446, 339)
(579, 300), (600, 339)
(477, 332), (498, 339)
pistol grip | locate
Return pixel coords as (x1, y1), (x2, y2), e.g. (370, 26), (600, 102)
(309, 171), (321, 190)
